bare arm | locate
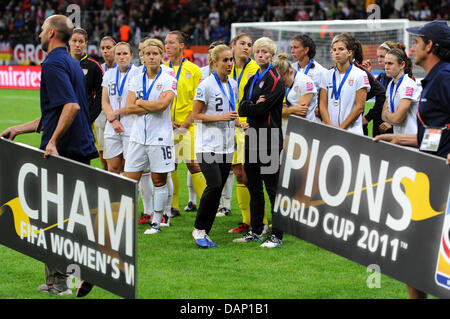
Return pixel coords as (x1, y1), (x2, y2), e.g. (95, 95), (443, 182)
(0, 117), (41, 140)
(192, 100), (237, 123)
(373, 133), (419, 147)
(284, 93), (314, 117)
(339, 88), (366, 130)
(135, 90), (175, 113)
(319, 88), (331, 125)
(45, 102), (80, 157)
(382, 98), (412, 125)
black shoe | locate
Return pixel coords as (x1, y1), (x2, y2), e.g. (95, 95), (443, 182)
(184, 201), (197, 212)
(76, 280), (94, 297)
(171, 207), (181, 217)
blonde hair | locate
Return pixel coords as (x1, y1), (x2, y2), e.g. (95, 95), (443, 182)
(209, 44), (232, 66)
(114, 41), (133, 55)
(253, 37), (277, 56)
(142, 38), (164, 56)
(273, 53), (292, 76)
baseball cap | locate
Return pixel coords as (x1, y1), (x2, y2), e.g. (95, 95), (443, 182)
(406, 20), (450, 47)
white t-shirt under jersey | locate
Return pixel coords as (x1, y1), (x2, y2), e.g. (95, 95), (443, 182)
(194, 74), (238, 154)
(385, 74), (420, 134)
(102, 64), (139, 137)
(320, 65), (371, 135)
(128, 68), (177, 146)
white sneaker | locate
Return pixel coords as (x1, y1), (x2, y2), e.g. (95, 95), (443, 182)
(260, 235), (282, 248)
(144, 223), (161, 234)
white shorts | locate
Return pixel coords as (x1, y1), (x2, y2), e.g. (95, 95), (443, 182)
(103, 135), (130, 160)
(124, 141), (175, 173)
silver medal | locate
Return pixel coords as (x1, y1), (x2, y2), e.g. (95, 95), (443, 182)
(334, 99), (339, 107)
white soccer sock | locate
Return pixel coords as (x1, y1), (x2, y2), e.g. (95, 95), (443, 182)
(139, 173), (153, 215)
(152, 183), (168, 227)
(187, 171), (196, 203)
(221, 171), (234, 209)
(165, 173), (173, 215)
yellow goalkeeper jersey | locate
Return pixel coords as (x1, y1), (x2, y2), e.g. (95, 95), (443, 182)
(164, 58), (202, 123)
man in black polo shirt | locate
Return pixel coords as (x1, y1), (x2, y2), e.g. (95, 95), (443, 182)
(1, 15), (98, 295)
(374, 20), (450, 299)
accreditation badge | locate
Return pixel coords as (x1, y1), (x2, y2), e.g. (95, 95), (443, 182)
(420, 128), (442, 152)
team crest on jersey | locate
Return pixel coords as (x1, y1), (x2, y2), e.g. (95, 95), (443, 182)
(82, 68), (88, 75)
(185, 72), (191, 79)
(348, 79), (354, 86)
(259, 81), (264, 88)
(294, 85), (299, 92)
(156, 83), (163, 90)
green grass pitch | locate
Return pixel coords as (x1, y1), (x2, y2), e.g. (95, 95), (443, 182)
(0, 88), (410, 299)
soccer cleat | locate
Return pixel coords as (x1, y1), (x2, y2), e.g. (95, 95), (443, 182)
(233, 231), (263, 243)
(170, 207), (181, 218)
(260, 235), (283, 248)
(192, 229), (210, 248)
(228, 223), (250, 233)
(144, 223), (161, 234)
(216, 207), (232, 217)
(138, 213), (152, 225)
(184, 201), (197, 212)
(76, 281), (94, 297)
(37, 283), (52, 293)
(49, 285), (72, 296)
(262, 224), (270, 235)
(205, 234), (218, 247)
(160, 214), (170, 227)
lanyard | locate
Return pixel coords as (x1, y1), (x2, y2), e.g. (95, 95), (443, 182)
(116, 64), (132, 98)
(332, 64), (352, 100)
(249, 64), (273, 100)
(285, 70), (297, 106)
(214, 72), (235, 111)
(389, 73), (405, 113)
(298, 58), (314, 75)
(78, 54), (88, 65)
(143, 68), (162, 100)
(169, 57), (186, 89)
(233, 58), (251, 88)
(104, 62), (117, 72)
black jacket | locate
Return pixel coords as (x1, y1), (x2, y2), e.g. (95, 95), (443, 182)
(79, 54), (104, 124)
(239, 66), (285, 153)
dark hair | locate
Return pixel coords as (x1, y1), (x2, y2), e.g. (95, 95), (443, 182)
(72, 27), (88, 41)
(352, 40), (364, 64)
(230, 33), (252, 46)
(386, 48), (413, 78)
(209, 40), (226, 51)
(421, 36), (450, 62)
(292, 34), (316, 59)
(101, 36), (117, 45)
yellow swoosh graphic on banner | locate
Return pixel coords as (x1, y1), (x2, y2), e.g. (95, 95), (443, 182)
(402, 172), (443, 221)
(0, 197), (32, 237)
(306, 173), (444, 221)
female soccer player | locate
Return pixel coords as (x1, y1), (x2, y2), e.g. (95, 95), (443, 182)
(95, 36), (117, 171)
(191, 44), (240, 247)
(319, 33), (370, 135)
(273, 53), (317, 136)
(101, 42), (138, 174)
(234, 37), (285, 248)
(164, 30), (206, 218)
(382, 47), (420, 135)
(290, 34), (327, 121)
(119, 38), (177, 234)
(225, 33), (266, 232)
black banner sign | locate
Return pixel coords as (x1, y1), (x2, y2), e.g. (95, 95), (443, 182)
(0, 138), (138, 299)
(274, 116), (450, 299)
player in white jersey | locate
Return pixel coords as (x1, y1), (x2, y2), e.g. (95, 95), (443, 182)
(101, 42), (139, 174)
(118, 38), (177, 234)
(273, 53), (317, 136)
(191, 45), (240, 248)
(320, 33), (370, 135)
(382, 48), (420, 135)
(290, 34), (327, 120)
(96, 36), (117, 171)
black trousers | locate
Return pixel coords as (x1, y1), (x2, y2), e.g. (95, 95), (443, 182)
(194, 152), (233, 234)
(244, 153), (283, 239)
